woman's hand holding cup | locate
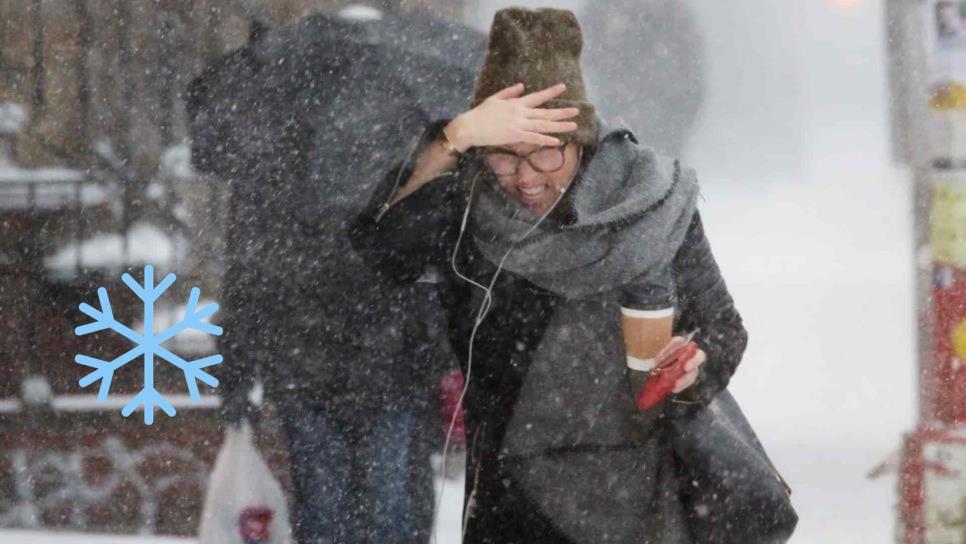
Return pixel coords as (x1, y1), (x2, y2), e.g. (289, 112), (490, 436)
(443, 82), (581, 152)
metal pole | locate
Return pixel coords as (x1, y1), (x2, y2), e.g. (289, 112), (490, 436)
(74, 179), (82, 278)
(30, 0), (45, 119)
(116, 0), (133, 266)
(913, 166), (936, 425)
(890, 1), (966, 542)
(74, 0), (92, 161)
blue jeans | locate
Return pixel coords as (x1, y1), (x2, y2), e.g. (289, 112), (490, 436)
(282, 404), (434, 544)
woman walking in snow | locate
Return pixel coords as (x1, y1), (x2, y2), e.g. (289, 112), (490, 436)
(353, 7), (792, 543)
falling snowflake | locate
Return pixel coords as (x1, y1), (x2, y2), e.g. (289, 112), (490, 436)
(74, 265), (223, 425)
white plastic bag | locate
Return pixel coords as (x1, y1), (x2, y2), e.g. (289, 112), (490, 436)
(198, 421), (293, 544)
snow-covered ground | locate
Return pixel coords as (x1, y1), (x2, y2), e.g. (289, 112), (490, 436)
(700, 166), (916, 544)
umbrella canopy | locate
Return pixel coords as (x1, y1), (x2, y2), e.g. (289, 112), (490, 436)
(248, 12), (485, 226)
(188, 12), (484, 197)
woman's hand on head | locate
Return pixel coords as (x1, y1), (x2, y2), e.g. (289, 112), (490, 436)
(445, 83), (580, 151)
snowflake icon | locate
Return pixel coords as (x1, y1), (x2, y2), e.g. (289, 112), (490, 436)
(74, 265), (223, 425)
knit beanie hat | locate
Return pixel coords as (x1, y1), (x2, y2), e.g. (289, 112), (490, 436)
(472, 7), (598, 145)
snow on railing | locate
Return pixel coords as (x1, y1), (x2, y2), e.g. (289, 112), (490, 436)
(0, 436), (208, 533)
(0, 394), (221, 414)
(42, 221), (185, 280)
(0, 166), (102, 211)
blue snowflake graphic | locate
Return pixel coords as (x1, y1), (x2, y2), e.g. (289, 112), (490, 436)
(74, 265), (223, 425)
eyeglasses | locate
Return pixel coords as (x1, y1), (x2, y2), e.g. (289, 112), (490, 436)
(482, 145), (566, 177)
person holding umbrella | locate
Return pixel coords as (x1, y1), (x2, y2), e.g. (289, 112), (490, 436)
(189, 8), (487, 544)
(351, 7), (794, 543)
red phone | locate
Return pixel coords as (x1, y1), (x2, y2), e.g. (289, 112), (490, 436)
(636, 329), (699, 410)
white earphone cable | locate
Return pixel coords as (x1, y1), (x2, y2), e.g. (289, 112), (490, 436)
(432, 147), (582, 544)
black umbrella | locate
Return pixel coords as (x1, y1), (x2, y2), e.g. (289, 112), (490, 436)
(257, 11), (485, 100)
(244, 12), (484, 227)
(187, 12), (485, 200)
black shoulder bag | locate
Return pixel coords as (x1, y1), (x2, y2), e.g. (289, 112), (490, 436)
(667, 389), (799, 543)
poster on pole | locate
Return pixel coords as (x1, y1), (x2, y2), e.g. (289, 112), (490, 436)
(930, 171), (966, 425)
(924, 1), (966, 161)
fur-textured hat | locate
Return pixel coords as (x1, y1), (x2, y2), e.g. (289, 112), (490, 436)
(472, 7), (597, 145)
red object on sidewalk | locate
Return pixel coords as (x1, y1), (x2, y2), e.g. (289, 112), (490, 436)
(439, 369), (466, 445)
(636, 338), (699, 411)
(238, 506), (274, 544)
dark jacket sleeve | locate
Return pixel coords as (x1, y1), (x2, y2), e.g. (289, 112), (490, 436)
(349, 121), (461, 285)
(216, 277), (260, 426)
(216, 188), (261, 427)
(667, 210), (749, 414)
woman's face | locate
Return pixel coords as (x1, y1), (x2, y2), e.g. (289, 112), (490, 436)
(486, 142), (581, 216)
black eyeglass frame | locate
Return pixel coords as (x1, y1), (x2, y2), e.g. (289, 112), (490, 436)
(480, 145), (568, 177)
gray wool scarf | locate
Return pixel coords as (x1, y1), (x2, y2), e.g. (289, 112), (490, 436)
(468, 117), (700, 299)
